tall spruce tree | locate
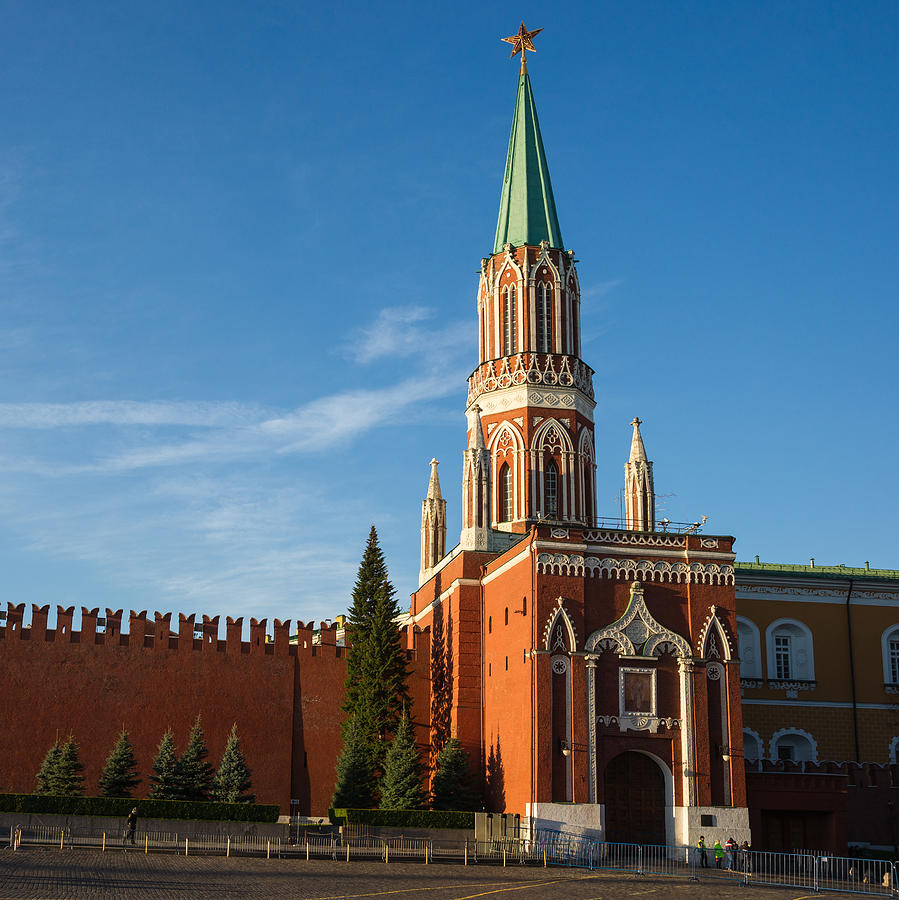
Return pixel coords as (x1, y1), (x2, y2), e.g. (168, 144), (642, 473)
(98, 730), (141, 798)
(341, 526), (410, 776)
(431, 738), (479, 811)
(148, 729), (180, 800)
(176, 715), (214, 801)
(210, 724), (254, 803)
(331, 712), (377, 810)
(54, 735), (85, 797)
(34, 740), (62, 795)
(379, 712), (425, 810)
(342, 526), (388, 717)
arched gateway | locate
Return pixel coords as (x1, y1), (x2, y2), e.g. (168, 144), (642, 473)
(603, 751), (667, 845)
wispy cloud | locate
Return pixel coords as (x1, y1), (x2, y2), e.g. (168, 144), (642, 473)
(0, 400), (268, 429)
(345, 305), (469, 363)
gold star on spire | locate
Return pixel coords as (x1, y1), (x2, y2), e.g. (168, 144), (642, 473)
(502, 22), (543, 72)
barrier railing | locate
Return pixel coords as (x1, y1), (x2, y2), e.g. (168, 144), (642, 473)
(7, 823), (899, 896)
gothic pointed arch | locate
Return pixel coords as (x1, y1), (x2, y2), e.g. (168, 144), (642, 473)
(698, 606), (735, 661)
(532, 417), (574, 453)
(585, 582), (691, 658)
(543, 598), (578, 653)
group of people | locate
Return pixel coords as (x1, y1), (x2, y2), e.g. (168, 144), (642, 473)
(697, 834), (751, 870)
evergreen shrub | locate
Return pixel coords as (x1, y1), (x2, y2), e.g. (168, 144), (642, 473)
(329, 807), (474, 830)
(0, 794), (278, 822)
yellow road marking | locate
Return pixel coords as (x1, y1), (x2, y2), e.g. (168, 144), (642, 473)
(449, 880), (567, 899)
(306, 879), (542, 900)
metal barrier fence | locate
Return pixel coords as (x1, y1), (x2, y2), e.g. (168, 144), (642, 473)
(7, 824), (899, 895)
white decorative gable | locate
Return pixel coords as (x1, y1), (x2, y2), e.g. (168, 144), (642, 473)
(585, 581), (691, 658)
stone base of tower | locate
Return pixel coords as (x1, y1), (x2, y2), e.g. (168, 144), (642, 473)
(525, 802), (751, 848)
(675, 806), (751, 848)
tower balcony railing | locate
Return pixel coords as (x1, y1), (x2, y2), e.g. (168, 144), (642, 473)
(533, 515), (708, 535)
(467, 352), (594, 404)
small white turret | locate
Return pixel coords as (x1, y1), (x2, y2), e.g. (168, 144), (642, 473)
(624, 417), (655, 531)
(419, 458), (447, 586)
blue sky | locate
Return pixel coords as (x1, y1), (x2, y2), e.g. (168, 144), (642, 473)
(1, 1), (897, 628)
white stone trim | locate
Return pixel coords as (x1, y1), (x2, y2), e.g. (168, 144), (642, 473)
(585, 582), (692, 658)
(698, 607), (735, 660)
(769, 727), (818, 763)
(880, 624), (899, 686)
(765, 618), (815, 681)
(537, 554), (734, 585)
(743, 698), (898, 709)
(889, 736), (899, 764)
(743, 727), (763, 762)
(736, 616), (762, 679)
(544, 598), (578, 652)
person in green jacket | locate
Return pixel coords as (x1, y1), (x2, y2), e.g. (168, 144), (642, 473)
(713, 839), (725, 868)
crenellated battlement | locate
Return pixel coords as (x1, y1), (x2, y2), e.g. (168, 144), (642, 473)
(1, 601), (427, 662)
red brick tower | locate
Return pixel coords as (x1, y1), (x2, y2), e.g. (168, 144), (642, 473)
(462, 48), (596, 552)
(410, 27), (749, 849)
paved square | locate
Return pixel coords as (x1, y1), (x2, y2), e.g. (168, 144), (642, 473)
(0, 849), (859, 899)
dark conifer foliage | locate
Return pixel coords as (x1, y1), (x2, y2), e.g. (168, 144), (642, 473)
(98, 730), (141, 798)
(54, 735), (85, 796)
(431, 738), (479, 811)
(210, 724), (255, 803)
(379, 712), (426, 810)
(148, 729), (180, 800)
(338, 526), (411, 801)
(176, 715), (214, 802)
(34, 740), (62, 795)
(331, 713), (377, 810)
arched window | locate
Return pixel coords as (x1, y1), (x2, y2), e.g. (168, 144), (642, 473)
(536, 282), (552, 352)
(882, 626), (899, 686)
(765, 619), (815, 682)
(502, 285), (517, 356)
(736, 617), (762, 679)
(544, 460), (558, 518)
(499, 463), (513, 522)
(770, 728), (817, 763)
(743, 729), (762, 762)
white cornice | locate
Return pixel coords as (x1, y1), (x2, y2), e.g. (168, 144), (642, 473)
(468, 385), (596, 419)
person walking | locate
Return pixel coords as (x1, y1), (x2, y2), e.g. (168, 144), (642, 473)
(697, 834), (709, 868)
(713, 839), (724, 869)
(126, 807), (137, 847)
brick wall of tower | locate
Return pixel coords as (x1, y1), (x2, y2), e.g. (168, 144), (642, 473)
(0, 605), (430, 816)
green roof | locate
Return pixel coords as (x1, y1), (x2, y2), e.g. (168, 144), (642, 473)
(493, 68), (563, 254)
(735, 561), (899, 583)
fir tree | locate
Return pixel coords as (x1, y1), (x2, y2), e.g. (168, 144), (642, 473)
(34, 740), (62, 795)
(98, 730), (141, 798)
(341, 527), (410, 769)
(176, 715), (214, 802)
(365, 576), (411, 746)
(210, 724), (254, 803)
(331, 713), (377, 810)
(148, 729), (180, 800)
(379, 712), (425, 810)
(342, 526), (389, 717)
(431, 738), (479, 811)
(54, 735), (85, 797)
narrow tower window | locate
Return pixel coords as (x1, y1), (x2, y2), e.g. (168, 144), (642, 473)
(544, 460), (558, 518)
(499, 463), (513, 522)
(502, 285), (517, 356)
(537, 282), (552, 353)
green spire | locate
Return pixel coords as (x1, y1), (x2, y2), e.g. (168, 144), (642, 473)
(493, 66), (563, 254)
